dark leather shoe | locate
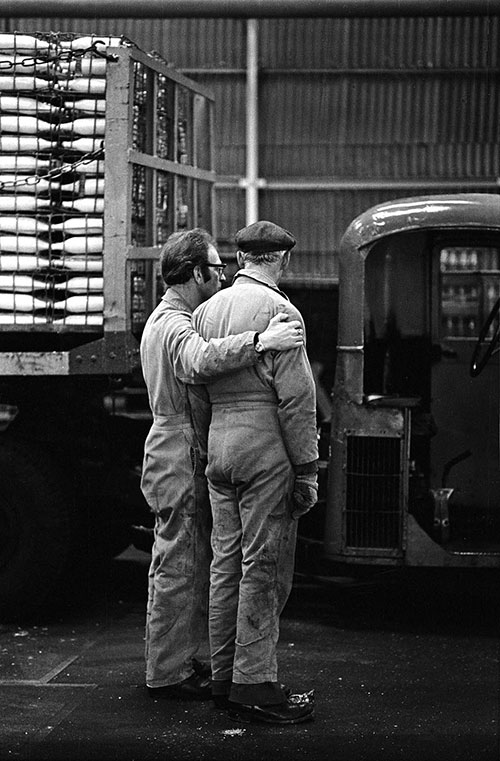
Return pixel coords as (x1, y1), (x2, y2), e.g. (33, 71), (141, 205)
(148, 673), (212, 701)
(213, 683), (293, 711)
(228, 698), (314, 725)
(212, 694), (235, 709)
(192, 657), (211, 679)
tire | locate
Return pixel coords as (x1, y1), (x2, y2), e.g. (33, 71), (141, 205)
(0, 438), (79, 623)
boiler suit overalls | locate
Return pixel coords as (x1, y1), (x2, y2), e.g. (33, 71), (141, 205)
(192, 269), (318, 706)
(140, 287), (260, 689)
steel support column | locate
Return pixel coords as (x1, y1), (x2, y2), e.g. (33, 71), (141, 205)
(244, 18), (259, 225)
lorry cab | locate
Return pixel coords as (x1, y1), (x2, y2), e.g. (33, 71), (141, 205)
(324, 193), (500, 569)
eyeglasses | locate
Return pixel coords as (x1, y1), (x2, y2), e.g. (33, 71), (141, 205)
(206, 263), (227, 276)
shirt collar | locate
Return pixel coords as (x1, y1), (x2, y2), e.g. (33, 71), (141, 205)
(232, 268), (289, 300)
(162, 286), (194, 313)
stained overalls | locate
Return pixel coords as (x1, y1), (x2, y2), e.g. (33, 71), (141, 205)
(192, 269), (318, 706)
(140, 287), (259, 688)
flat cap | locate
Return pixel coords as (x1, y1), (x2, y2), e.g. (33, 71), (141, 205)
(235, 220), (296, 254)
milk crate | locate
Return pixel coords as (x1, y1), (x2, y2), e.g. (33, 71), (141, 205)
(0, 31), (215, 374)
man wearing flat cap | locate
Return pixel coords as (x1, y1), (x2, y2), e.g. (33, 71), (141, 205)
(192, 220), (319, 725)
(236, 219), (296, 252)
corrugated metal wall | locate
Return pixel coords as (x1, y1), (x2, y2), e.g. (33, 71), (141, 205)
(3, 15), (499, 284)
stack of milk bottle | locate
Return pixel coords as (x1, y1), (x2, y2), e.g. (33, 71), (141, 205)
(0, 32), (125, 327)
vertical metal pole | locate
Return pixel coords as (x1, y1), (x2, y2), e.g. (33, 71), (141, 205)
(245, 18), (259, 224)
(104, 47), (132, 333)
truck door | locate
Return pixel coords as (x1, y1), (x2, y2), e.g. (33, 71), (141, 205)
(431, 239), (500, 543)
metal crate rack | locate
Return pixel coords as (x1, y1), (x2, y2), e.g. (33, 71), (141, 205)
(0, 31), (215, 375)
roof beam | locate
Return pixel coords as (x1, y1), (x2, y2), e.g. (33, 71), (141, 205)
(0, 0), (497, 18)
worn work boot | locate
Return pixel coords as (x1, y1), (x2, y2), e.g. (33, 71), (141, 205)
(147, 672), (212, 701)
(192, 657), (211, 679)
(213, 682), (297, 711)
(228, 697), (314, 725)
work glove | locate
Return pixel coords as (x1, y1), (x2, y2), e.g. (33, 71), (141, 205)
(291, 473), (318, 519)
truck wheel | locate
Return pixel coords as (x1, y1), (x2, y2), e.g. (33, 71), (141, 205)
(0, 439), (79, 623)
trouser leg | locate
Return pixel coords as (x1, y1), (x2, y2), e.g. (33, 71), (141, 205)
(207, 404), (297, 705)
(145, 466), (211, 688)
(208, 480), (241, 696)
(230, 461), (297, 705)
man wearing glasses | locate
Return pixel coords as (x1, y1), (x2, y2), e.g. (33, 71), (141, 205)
(140, 227), (304, 702)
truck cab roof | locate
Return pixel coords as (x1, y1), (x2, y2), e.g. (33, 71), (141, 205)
(340, 193), (500, 257)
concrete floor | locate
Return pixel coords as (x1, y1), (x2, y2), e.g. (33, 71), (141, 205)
(0, 547), (499, 761)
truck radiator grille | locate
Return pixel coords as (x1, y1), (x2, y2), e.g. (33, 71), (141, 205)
(345, 435), (402, 550)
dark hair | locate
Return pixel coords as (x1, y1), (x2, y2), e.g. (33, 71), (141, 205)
(160, 228), (216, 285)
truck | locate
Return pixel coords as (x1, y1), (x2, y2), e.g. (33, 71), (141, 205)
(0, 31), (216, 621)
(321, 193), (500, 574)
